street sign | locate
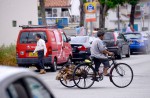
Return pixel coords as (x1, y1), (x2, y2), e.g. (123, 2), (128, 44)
(85, 2), (96, 13)
(85, 14), (96, 22)
(84, 2), (97, 22)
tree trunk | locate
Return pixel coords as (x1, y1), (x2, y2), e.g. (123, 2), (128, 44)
(79, 0), (85, 26)
(39, 0), (47, 25)
(99, 5), (106, 29)
(130, 4), (136, 26)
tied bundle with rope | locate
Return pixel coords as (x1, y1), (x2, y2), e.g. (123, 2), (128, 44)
(56, 64), (82, 84)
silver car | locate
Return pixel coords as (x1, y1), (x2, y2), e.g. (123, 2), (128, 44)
(0, 66), (55, 98)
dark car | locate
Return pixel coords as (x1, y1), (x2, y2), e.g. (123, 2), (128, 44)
(70, 36), (95, 62)
(124, 32), (150, 54)
(103, 32), (130, 59)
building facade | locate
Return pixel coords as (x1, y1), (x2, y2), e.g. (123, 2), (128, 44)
(0, 0), (38, 45)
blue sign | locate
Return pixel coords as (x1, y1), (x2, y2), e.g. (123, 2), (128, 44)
(87, 4), (94, 12)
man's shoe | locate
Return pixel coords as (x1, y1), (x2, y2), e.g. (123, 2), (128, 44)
(40, 69), (46, 74)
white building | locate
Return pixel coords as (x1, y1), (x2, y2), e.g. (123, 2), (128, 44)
(0, 0), (38, 45)
(105, 3), (150, 32)
(43, 0), (80, 27)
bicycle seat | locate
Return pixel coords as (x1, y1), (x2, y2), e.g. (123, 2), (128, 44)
(84, 59), (92, 63)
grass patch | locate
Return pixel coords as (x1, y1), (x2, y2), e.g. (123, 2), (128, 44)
(0, 44), (17, 66)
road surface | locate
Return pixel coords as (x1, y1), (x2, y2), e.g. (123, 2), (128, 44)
(38, 53), (150, 98)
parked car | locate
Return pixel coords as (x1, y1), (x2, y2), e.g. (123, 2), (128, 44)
(103, 32), (130, 59)
(16, 25), (72, 71)
(124, 32), (150, 54)
(70, 36), (95, 62)
(0, 66), (55, 98)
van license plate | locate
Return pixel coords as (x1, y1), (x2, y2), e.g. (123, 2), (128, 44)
(29, 52), (38, 57)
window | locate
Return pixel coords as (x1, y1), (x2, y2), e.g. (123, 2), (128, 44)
(70, 36), (88, 43)
(20, 32), (47, 44)
(118, 34), (128, 42)
(12, 20), (17, 27)
(104, 33), (114, 40)
(124, 33), (142, 39)
(25, 77), (53, 98)
(117, 34), (124, 40)
(6, 79), (29, 98)
(28, 21), (32, 25)
(54, 30), (62, 43)
(62, 33), (67, 42)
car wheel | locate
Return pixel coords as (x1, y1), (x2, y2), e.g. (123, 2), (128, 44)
(126, 49), (130, 58)
(51, 59), (57, 72)
(117, 50), (122, 59)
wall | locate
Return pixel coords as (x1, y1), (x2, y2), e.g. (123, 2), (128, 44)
(0, 0), (38, 45)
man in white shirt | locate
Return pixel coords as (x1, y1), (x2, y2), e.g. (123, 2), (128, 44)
(33, 34), (47, 74)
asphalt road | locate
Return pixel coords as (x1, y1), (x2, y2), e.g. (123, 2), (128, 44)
(38, 53), (150, 98)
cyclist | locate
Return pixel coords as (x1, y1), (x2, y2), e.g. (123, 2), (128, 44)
(90, 30), (113, 76)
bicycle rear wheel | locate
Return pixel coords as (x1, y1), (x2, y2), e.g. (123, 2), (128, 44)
(73, 63), (96, 89)
(110, 63), (134, 88)
(59, 63), (77, 88)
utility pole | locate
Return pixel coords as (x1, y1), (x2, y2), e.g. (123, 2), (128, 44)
(117, 5), (121, 32)
(89, 0), (93, 36)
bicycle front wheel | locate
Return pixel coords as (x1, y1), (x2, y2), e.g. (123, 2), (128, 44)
(110, 63), (134, 88)
(73, 63), (96, 89)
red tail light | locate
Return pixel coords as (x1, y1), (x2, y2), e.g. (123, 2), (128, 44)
(48, 46), (52, 54)
(113, 33), (117, 46)
(78, 46), (87, 51)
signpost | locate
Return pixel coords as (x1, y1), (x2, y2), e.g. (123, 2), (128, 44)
(84, 2), (97, 35)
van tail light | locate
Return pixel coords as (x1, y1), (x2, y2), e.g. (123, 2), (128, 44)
(113, 33), (117, 46)
(78, 46), (87, 51)
(48, 46), (52, 54)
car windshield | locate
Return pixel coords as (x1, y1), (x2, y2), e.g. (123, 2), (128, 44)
(104, 33), (114, 40)
(124, 33), (142, 39)
(20, 32), (47, 43)
(70, 36), (88, 43)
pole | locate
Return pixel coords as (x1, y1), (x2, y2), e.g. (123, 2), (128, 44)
(117, 5), (120, 32)
(149, 5), (150, 31)
(90, 22), (93, 36)
(89, 0), (93, 36)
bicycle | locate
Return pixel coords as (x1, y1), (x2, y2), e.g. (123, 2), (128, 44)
(72, 56), (134, 89)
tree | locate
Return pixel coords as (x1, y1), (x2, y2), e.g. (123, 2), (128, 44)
(128, 0), (139, 26)
(98, 0), (127, 29)
(79, 0), (87, 26)
(39, 0), (47, 25)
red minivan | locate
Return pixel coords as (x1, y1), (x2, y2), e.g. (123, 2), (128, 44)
(16, 25), (72, 71)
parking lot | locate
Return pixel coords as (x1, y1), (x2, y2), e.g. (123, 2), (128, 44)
(38, 53), (150, 98)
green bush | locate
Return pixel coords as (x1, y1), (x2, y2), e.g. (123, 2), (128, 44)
(0, 44), (17, 66)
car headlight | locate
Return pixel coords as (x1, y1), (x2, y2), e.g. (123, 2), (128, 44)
(137, 40), (144, 43)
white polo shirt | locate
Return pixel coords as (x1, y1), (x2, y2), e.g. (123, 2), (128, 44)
(33, 39), (47, 55)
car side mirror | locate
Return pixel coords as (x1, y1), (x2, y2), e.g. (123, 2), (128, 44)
(67, 37), (71, 42)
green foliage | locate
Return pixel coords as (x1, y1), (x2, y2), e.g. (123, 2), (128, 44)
(127, 0), (139, 5)
(83, 0), (87, 3)
(0, 44), (17, 66)
(98, 0), (127, 8)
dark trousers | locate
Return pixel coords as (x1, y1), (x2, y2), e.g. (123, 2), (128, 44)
(93, 58), (110, 72)
(37, 50), (45, 70)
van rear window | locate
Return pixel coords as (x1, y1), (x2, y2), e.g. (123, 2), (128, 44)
(20, 32), (47, 43)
